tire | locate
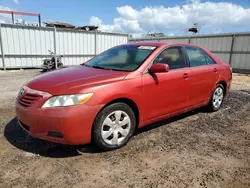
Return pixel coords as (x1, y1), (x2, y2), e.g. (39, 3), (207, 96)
(58, 63), (63, 69)
(207, 84), (225, 112)
(92, 102), (136, 151)
(41, 68), (47, 72)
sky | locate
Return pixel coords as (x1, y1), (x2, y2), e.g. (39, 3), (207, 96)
(0, 0), (250, 37)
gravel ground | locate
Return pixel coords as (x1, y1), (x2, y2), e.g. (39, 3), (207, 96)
(0, 70), (250, 188)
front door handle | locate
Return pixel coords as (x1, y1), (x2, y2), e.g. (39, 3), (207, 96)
(183, 73), (189, 79)
(214, 68), (218, 72)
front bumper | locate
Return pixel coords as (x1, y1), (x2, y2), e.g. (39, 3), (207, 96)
(16, 88), (102, 145)
(228, 80), (231, 93)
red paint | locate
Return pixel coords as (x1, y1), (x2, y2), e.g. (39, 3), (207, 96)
(16, 43), (232, 145)
(149, 63), (169, 73)
(0, 10), (40, 16)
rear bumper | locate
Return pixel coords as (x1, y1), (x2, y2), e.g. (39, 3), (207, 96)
(16, 101), (102, 145)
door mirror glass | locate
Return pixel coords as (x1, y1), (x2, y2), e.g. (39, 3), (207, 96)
(149, 63), (169, 74)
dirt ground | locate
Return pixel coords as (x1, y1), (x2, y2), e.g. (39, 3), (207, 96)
(0, 70), (250, 188)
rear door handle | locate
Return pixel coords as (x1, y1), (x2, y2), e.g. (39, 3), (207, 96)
(214, 68), (218, 72)
(183, 73), (189, 79)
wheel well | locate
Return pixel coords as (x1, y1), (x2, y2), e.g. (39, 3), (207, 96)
(100, 98), (139, 127)
(217, 80), (227, 95)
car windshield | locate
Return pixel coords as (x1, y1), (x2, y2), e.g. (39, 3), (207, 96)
(84, 45), (157, 71)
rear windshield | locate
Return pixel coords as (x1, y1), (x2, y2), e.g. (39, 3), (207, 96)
(85, 45), (157, 71)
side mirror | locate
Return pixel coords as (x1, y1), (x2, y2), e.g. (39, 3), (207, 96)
(148, 63), (169, 74)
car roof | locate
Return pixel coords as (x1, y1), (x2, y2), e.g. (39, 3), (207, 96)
(126, 42), (165, 47)
(125, 42), (206, 49)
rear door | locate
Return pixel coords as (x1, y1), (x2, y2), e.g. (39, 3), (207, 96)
(184, 46), (219, 106)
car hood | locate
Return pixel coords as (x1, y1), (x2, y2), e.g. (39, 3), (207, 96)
(26, 66), (129, 95)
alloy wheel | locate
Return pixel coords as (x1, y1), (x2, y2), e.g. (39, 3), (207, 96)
(213, 87), (224, 109)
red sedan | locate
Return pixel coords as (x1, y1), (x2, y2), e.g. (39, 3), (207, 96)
(16, 43), (232, 150)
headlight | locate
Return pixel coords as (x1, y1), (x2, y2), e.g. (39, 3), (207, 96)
(42, 93), (93, 108)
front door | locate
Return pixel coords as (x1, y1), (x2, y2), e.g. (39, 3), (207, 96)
(142, 46), (190, 121)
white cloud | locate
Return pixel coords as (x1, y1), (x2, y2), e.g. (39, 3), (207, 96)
(89, 16), (102, 26)
(89, 0), (250, 37)
(117, 5), (138, 20)
(14, 0), (19, 4)
(168, 33), (175, 37)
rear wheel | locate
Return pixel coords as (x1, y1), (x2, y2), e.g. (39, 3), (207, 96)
(207, 84), (224, 111)
(92, 103), (136, 151)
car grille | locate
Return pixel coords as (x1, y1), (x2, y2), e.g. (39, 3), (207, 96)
(18, 93), (42, 107)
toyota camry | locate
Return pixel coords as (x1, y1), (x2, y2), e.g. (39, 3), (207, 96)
(16, 43), (232, 150)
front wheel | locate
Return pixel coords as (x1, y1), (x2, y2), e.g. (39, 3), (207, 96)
(92, 103), (136, 151)
(207, 84), (224, 111)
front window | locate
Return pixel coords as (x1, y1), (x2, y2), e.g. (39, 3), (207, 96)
(85, 45), (156, 71)
(153, 46), (187, 70)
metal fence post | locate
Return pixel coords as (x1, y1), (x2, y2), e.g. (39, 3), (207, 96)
(38, 14), (41, 27)
(11, 11), (14, 24)
(95, 30), (97, 55)
(188, 37), (191, 44)
(0, 23), (6, 71)
(229, 34), (235, 66)
(53, 26), (58, 69)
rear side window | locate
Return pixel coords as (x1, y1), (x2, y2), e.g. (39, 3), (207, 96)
(185, 46), (215, 67)
(204, 53), (216, 65)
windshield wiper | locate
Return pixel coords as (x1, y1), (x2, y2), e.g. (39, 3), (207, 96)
(84, 64), (129, 71)
(85, 64), (113, 70)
